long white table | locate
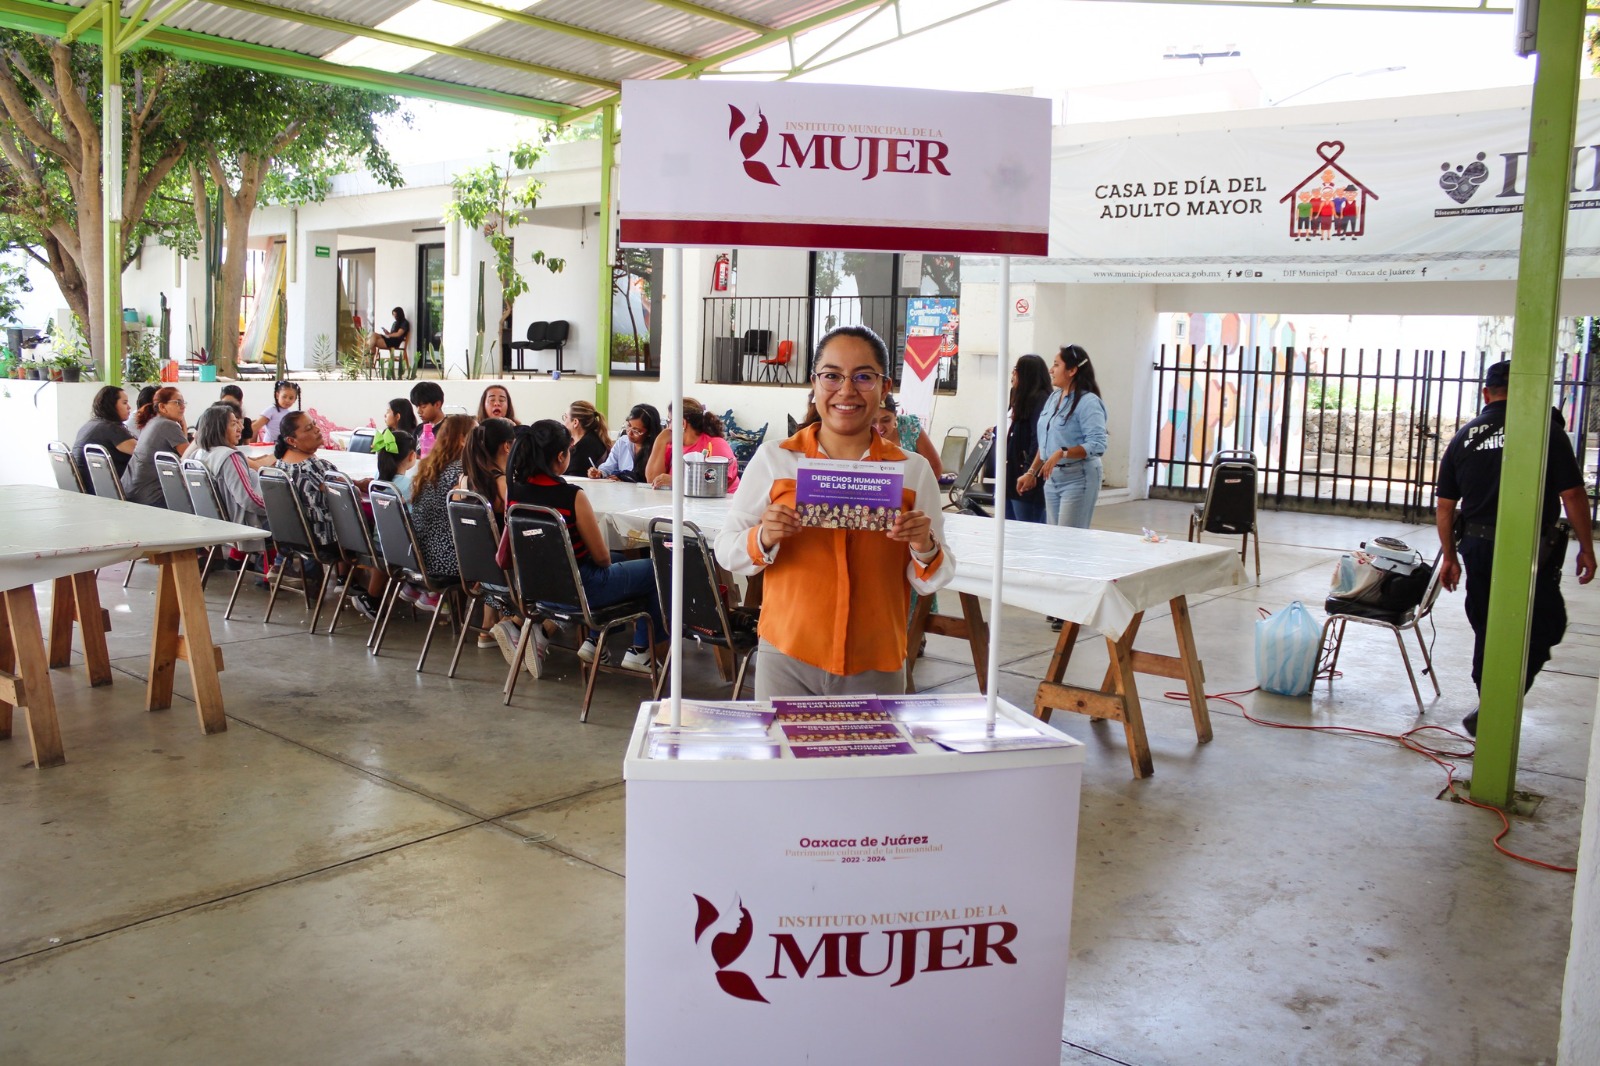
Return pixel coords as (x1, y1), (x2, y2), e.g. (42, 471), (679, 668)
(575, 477), (1246, 777)
(0, 486), (263, 768)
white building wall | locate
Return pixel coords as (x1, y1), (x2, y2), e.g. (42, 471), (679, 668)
(1561, 681), (1600, 1064)
(505, 211), (597, 375)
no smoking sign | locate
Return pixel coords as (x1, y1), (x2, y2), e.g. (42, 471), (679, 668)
(1013, 297), (1032, 319)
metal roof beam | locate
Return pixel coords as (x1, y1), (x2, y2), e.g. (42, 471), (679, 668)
(61, 0), (109, 42)
(432, 0), (695, 64)
(637, 0), (772, 35)
(787, 0), (1009, 80)
(1064, 0), (1513, 11)
(199, 0), (620, 92)
(120, 0), (197, 51)
(0, 0), (571, 117)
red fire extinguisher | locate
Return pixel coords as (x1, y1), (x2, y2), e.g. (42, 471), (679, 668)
(711, 253), (731, 292)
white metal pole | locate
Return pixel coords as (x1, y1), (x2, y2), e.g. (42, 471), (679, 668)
(667, 247), (685, 726)
(987, 257), (1010, 726)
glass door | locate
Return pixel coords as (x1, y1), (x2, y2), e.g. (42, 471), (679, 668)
(416, 243), (445, 369)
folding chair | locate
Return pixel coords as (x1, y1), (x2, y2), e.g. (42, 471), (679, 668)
(504, 503), (657, 721)
(258, 467), (341, 632)
(182, 458), (264, 612)
(153, 451), (195, 514)
(1188, 449), (1261, 582)
(322, 471), (391, 641)
(647, 517), (759, 700)
(347, 428), (376, 454)
(943, 431), (994, 516)
(938, 427), (970, 479)
(47, 441), (86, 493)
(445, 489), (516, 681)
(83, 442), (146, 588)
(1318, 553), (1444, 716)
(368, 481), (459, 671)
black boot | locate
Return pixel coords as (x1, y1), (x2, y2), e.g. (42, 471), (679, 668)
(1462, 708), (1478, 738)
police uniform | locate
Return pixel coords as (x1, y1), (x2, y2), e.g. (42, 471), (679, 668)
(1436, 379), (1584, 695)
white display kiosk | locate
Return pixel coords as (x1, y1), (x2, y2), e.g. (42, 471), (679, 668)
(624, 700), (1084, 1065)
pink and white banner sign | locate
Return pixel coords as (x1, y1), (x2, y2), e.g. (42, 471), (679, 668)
(619, 80), (1052, 255)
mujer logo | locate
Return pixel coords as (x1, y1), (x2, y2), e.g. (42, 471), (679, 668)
(727, 105), (953, 186)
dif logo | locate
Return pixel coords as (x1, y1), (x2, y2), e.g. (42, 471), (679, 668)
(691, 893), (1020, 1005)
(726, 105), (952, 187)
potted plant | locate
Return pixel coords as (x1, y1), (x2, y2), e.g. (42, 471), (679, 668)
(194, 346), (216, 383)
(24, 358), (43, 380)
(52, 351), (83, 383)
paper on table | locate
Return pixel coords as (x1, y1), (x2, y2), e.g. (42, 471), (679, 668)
(781, 721), (906, 744)
(788, 739), (918, 758)
(647, 733), (785, 761)
(650, 700), (774, 733)
(771, 696), (892, 722)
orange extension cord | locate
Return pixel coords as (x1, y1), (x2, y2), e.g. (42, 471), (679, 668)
(1158, 682), (1578, 874)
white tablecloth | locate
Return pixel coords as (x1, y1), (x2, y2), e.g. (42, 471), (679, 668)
(573, 479), (1246, 638)
(0, 486), (269, 590)
(241, 445), (378, 480)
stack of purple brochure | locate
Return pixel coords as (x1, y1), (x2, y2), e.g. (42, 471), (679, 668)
(647, 701), (781, 761)
(774, 697), (916, 758)
(794, 458), (903, 532)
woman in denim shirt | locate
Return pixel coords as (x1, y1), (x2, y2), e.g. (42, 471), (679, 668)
(1019, 345), (1107, 529)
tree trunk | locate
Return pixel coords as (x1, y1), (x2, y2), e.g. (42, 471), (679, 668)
(209, 156), (270, 377)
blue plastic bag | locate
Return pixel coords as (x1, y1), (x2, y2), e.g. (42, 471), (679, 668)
(1255, 601), (1322, 696)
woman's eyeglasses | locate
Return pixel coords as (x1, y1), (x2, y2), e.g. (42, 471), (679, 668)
(812, 370), (885, 391)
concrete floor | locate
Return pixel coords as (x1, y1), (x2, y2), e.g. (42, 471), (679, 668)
(1, 499), (1593, 1065)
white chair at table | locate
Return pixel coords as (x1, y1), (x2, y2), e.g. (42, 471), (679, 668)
(82, 442), (147, 589)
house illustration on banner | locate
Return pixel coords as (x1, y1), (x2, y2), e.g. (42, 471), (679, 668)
(1279, 141), (1377, 242)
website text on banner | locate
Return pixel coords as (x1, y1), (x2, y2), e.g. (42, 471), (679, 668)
(619, 80), (1051, 256)
(1049, 102), (1600, 282)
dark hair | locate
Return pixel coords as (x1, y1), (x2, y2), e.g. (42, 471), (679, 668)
(507, 419), (573, 486)
(411, 413), (476, 499)
(462, 417), (516, 501)
(410, 381), (444, 408)
(1057, 345), (1102, 418)
(813, 324), (890, 375)
(376, 429), (417, 482)
(274, 410), (313, 460)
(568, 399), (611, 448)
(392, 306), (405, 320)
(194, 402), (238, 451)
(1010, 353), (1051, 416)
(476, 385), (516, 424)
(272, 380), (301, 410)
(679, 397), (724, 439)
(220, 384), (244, 403)
(625, 404), (662, 481)
(136, 386), (182, 431)
(388, 397), (418, 433)
(134, 385), (158, 412)
(90, 385), (125, 422)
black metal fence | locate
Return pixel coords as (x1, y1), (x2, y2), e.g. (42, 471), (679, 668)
(1149, 344), (1599, 520)
(699, 295), (957, 391)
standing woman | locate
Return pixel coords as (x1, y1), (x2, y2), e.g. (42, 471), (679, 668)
(1005, 354), (1051, 523)
(1020, 344), (1107, 530)
(590, 403), (660, 483)
(477, 384), (517, 424)
(715, 325), (952, 700)
(122, 386), (190, 506)
(564, 400), (611, 474)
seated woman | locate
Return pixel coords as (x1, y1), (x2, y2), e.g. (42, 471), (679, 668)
(644, 397), (740, 493)
(407, 413), (476, 588)
(457, 417), (518, 655)
(477, 385), (517, 425)
(877, 393), (943, 478)
(72, 385), (138, 486)
(590, 403), (661, 483)
(272, 410), (339, 553)
(714, 325), (953, 700)
(564, 400), (611, 474)
(188, 402), (268, 550)
(122, 386), (189, 506)
(367, 306), (410, 358)
(507, 420), (665, 673)
(385, 397), (418, 435)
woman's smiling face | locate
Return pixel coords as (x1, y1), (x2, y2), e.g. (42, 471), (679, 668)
(812, 334), (884, 438)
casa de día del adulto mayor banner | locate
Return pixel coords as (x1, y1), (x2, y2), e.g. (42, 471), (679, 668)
(619, 79), (1052, 256)
(1047, 100), (1600, 283)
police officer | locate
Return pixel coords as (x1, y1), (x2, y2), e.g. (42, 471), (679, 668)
(1435, 359), (1595, 736)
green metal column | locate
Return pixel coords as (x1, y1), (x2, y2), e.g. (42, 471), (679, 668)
(1470, 0), (1585, 808)
(594, 103), (616, 416)
(101, 0), (123, 385)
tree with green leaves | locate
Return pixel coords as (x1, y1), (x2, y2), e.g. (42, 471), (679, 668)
(446, 140), (566, 356)
(0, 33), (195, 367)
(0, 255), (32, 327)
(187, 67), (403, 374)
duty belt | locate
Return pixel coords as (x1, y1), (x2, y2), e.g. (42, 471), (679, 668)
(1460, 520), (1564, 543)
